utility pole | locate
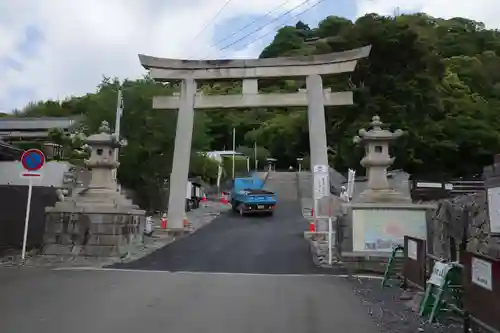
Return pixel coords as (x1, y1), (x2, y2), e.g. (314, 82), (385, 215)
(394, 6), (400, 17)
(254, 140), (258, 171)
(232, 127), (236, 180)
(113, 88), (123, 191)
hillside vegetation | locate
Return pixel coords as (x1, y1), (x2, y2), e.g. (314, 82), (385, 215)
(3, 13), (500, 209)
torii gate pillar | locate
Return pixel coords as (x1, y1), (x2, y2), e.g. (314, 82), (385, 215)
(139, 46), (371, 230)
(168, 78), (196, 228)
(306, 74), (329, 170)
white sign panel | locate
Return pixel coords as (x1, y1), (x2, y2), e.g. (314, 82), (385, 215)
(313, 164), (329, 200)
(487, 187), (500, 233)
(352, 209), (427, 252)
(428, 262), (449, 287)
(416, 182), (441, 188)
(471, 257), (493, 290)
(407, 239), (418, 260)
(313, 164), (328, 173)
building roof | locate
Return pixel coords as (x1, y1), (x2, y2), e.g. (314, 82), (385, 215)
(0, 117), (81, 131)
(207, 150), (243, 156)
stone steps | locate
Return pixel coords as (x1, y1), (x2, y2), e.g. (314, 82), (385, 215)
(265, 172), (298, 201)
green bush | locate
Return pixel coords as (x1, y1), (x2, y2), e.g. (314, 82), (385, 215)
(190, 153), (220, 184)
(222, 155), (249, 178)
(235, 145), (270, 171)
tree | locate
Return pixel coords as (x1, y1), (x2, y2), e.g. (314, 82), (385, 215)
(7, 11), (500, 205)
(236, 145), (270, 171)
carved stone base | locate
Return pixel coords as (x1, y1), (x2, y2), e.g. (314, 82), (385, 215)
(42, 202), (145, 258)
(355, 188), (411, 203)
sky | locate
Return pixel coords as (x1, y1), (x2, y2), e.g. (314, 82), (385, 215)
(0, 0), (499, 113)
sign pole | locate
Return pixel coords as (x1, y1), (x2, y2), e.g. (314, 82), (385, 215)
(113, 88), (124, 191)
(19, 148), (46, 260)
(232, 127), (236, 180)
(328, 216), (333, 265)
(21, 176), (33, 260)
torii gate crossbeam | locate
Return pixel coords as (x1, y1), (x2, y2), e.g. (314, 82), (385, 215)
(139, 46), (371, 230)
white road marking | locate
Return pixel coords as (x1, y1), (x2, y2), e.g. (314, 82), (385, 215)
(53, 266), (384, 279)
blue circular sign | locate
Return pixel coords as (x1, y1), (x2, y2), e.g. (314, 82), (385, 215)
(21, 149), (45, 171)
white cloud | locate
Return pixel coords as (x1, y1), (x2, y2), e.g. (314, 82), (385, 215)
(0, 0), (307, 112)
(1, 0), (498, 113)
(356, 0), (500, 29)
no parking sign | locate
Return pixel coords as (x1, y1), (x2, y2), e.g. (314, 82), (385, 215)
(19, 148), (46, 260)
(20, 148), (45, 177)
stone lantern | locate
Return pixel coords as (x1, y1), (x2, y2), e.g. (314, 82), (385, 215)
(84, 121), (121, 191)
(353, 115), (408, 203)
(43, 121), (145, 258)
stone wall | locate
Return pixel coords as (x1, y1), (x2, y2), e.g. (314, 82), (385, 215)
(430, 191), (500, 260)
(43, 212), (145, 257)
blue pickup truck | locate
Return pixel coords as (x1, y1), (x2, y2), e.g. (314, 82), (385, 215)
(230, 175), (277, 216)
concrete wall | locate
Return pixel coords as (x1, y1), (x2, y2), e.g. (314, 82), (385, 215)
(0, 161), (72, 187)
(0, 185), (58, 253)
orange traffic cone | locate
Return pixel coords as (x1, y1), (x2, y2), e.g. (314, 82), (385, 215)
(220, 192), (229, 204)
(309, 220), (316, 232)
(161, 213), (167, 229)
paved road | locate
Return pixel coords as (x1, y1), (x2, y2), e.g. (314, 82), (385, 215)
(110, 198), (336, 274)
(111, 172), (340, 274)
(0, 173), (380, 332)
(0, 268), (377, 333)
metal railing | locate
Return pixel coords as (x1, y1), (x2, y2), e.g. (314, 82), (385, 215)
(410, 179), (484, 201)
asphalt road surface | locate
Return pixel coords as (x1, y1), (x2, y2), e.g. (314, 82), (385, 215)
(111, 172), (341, 274)
(110, 199), (337, 274)
(1, 268), (378, 333)
(1, 173), (380, 332)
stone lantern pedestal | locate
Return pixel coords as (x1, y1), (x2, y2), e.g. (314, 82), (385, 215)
(42, 121), (145, 258)
(337, 116), (436, 272)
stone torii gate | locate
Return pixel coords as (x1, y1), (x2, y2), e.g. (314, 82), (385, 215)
(139, 46), (371, 230)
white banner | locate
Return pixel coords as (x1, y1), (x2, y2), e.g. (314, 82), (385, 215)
(347, 168), (356, 198)
(313, 164), (329, 200)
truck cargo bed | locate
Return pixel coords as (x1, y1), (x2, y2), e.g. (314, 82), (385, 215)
(243, 188), (274, 195)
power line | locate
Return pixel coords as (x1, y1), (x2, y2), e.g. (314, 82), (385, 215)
(210, 0), (292, 48)
(218, 0), (315, 52)
(189, 0), (235, 45)
(220, 0), (325, 51)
